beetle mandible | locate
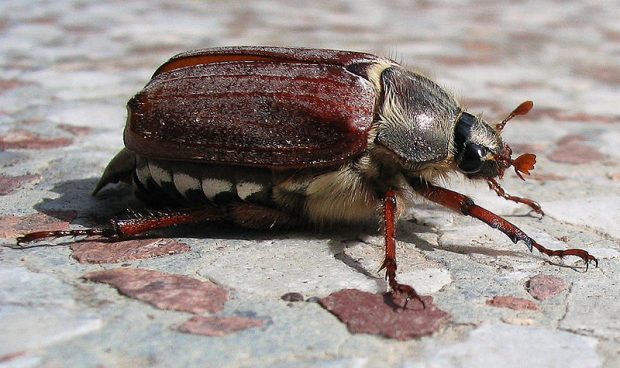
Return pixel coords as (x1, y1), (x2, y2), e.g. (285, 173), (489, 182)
(18, 46), (598, 306)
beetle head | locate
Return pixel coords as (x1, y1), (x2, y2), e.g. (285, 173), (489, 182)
(454, 101), (536, 180)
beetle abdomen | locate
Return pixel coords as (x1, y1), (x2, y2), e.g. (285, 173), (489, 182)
(133, 156), (274, 206)
(96, 149), (384, 226)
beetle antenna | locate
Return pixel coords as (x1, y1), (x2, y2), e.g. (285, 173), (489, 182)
(511, 153), (537, 180)
(496, 100), (533, 132)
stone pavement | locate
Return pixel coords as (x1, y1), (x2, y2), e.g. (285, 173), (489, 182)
(1, 1), (619, 367)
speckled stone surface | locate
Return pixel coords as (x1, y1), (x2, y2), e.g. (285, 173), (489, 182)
(1, 1), (619, 367)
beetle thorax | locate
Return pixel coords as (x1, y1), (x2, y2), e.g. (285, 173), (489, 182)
(373, 66), (459, 170)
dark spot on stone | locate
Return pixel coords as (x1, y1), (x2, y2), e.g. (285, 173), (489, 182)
(281, 292), (304, 302)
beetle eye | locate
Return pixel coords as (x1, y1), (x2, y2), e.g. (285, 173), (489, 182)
(458, 143), (487, 174)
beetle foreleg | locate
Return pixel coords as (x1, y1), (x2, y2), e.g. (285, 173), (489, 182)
(379, 190), (425, 308)
(486, 178), (544, 215)
(409, 178), (598, 269)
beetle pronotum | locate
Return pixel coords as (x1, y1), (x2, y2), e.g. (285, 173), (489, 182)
(18, 47), (597, 306)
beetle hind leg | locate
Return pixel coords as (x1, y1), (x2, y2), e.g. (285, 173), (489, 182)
(16, 207), (225, 245)
(16, 203), (300, 246)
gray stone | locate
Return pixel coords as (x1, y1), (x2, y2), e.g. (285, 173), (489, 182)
(561, 277), (620, 340)
(404, 324), (601, 368)
(0, 267), (101, 356)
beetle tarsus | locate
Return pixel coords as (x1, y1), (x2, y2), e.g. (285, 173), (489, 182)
(395, 285), (425, 309)
(386, 273), (426, 309)
(529, 240), (599, 270)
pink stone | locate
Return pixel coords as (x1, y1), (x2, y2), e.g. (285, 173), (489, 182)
(0, 351), (27, 364)
(529, 172), (567, 182)
(2, 211), (76, 239)
(486, 296), (539, 311)
(0, 79), (32, 94)
(0, 130), (72, 149)
(71, 238), (190, 264)
(0, 174), (40, 195)
(526, 274), (566, 301)
(84, 268), (227, 314)
(548, 135), (606, 164)
(320, 289), (450, 340)
(177, 316), (264, 337)
(527, 107), (620, 124)
(57, 124), (92, 136)
(509, 143), (547, 154)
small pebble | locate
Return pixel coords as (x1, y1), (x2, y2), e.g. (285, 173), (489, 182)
(280, 292), (304, 302)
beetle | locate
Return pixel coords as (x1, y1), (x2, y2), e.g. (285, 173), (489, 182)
(17, 46), (597, 306)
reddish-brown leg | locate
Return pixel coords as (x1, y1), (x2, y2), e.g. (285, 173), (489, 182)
(379, 190), (425, 308)
(486, 178), (544, 215)
(410, 178), (598, 269)
(16, 207), (225, 245)
(17, 203), (298, 245)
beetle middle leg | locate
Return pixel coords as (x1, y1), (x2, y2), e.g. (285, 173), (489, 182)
(486, 178), (543, 215)
(409, 178), (598, 269)
(379, 189), (425, 308)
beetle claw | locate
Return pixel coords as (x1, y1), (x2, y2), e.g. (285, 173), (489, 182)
(532, 242), (599, 270)
(389, 282), (426, 309)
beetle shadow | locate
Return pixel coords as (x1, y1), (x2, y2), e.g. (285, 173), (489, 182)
(320, 222), (440, 291)
(400, 217), (596, 271)
(397, 217), (527, 259)
(29, 178), (143, 227)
